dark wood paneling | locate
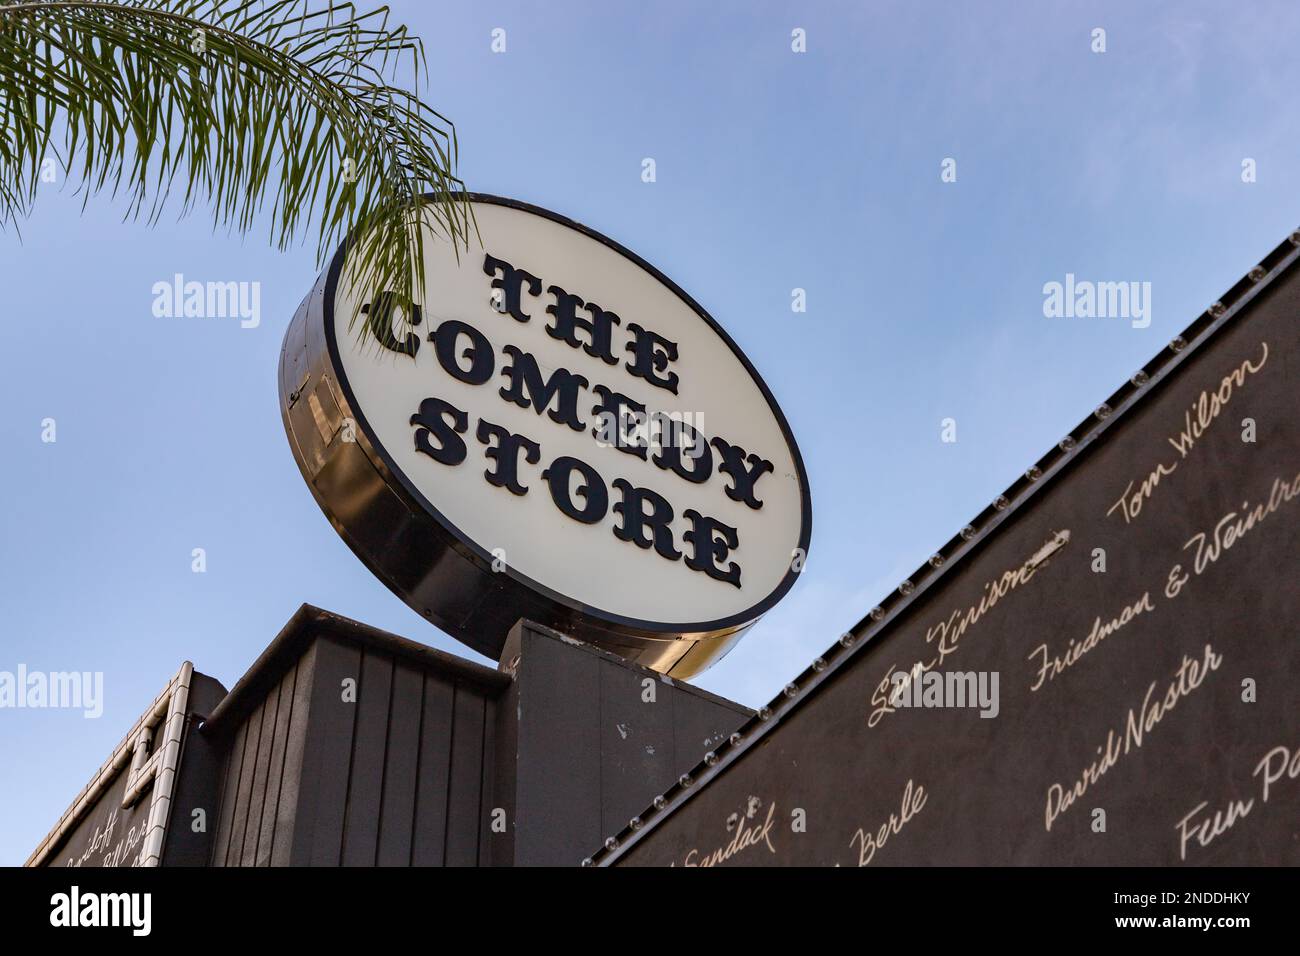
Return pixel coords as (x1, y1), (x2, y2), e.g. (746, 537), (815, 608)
(341, 650), (394, 865)
(210, 719), (248, 866)
(224, 697), (263, 866)
(377, 662), (424, 865)
(270, 643), (317, 865)
(239, 679), (279, 865)
(254, 662), (297, 866)
(295, 637), (362, 866)
(411, 675), (455, 866)
(212, 629), (500, 867)
(206, 613), (752, 867)
(444, 688), (486, 866)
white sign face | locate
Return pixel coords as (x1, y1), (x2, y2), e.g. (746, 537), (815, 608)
(314, 195), (809, 655)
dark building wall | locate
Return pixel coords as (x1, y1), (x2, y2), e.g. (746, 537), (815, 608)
(202, 607), (749, 867)
(501, 622), (751, 866)
(209, 645), (315, 866)
(603, 229), (1300, 868)
(206, 612), (508, 867)
(29, 670), (228, 869)
(287, 637), (501, 866)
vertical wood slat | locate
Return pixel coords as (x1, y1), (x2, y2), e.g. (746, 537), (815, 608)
(478, 690), (498, 865)
(240, 679), (280, 866)
(255, 662), (298, 866)
(272, 642), (318, 866)
(377, 662), (424, 865)
(211, 632), (504, 868)
(444, 687), (485, 867)
(209, 719), (248, 866)
(411, 675), (455, 866)
(295, 637), (362, 866)
(341, 650), (394, 866)
(224, 697), (264, 866)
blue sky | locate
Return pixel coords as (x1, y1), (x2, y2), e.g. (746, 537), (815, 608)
(3, 0), (1299, 864)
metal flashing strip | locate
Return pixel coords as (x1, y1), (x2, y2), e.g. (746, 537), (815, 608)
(25, 662), (194, 868)
(590, 228), (1300, 867)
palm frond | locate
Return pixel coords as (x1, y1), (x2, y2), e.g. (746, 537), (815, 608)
(0, 0), (473, 339)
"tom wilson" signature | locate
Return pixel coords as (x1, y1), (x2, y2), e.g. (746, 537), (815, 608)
(1107, 341), (1269, 526)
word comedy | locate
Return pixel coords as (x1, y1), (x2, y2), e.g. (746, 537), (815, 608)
(360, 252), (780, 589)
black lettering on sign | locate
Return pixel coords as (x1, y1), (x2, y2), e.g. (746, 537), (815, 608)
(546, 284), (621, 365)
(363, 291), (422, 357)
(653, 417), (713, 483)
(612, 479), (682, 561)
(483, 253), (541, 323)
(498, 344), (589, 432)
(410, 397), (469, 466)
(430, 320), (495, 385)
(542, 456), (610, 524)
(624, 322), (679, 394)
(476, 418), (541, 496)
(683, 509), (742, 588)
(711, 437), (774, 510)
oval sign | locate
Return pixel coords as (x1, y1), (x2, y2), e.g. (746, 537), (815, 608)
(279, 195), (811, 677)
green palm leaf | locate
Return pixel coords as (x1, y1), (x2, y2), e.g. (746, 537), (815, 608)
(0, 0), (473, 339)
